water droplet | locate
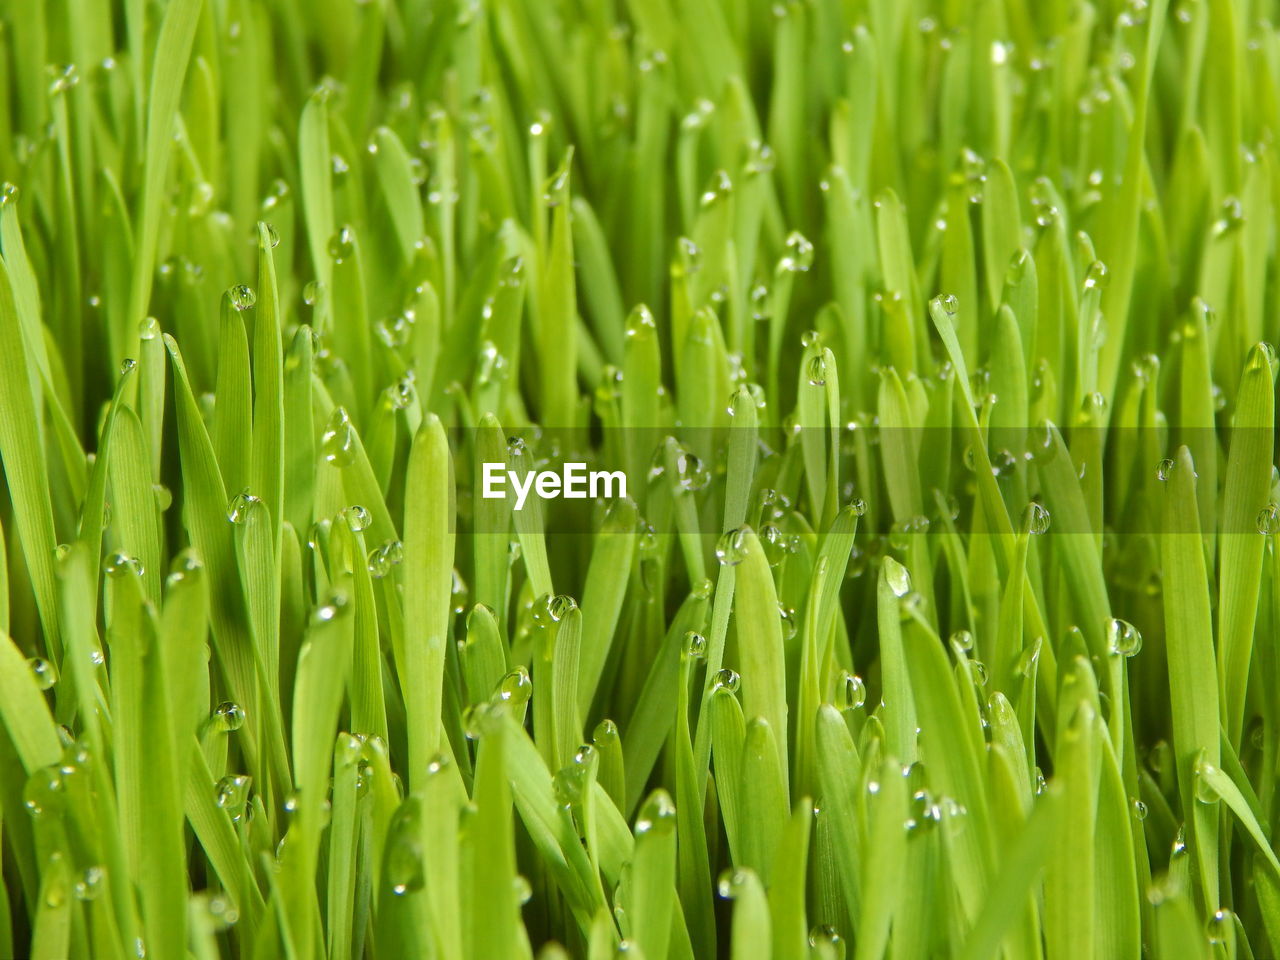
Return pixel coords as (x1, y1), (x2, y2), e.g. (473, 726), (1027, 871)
(806, 354), (827, 386)
(211, 701), (245, 733)
(387, 829), (425, 896)
(119, 357), (137, 376)
(938, 293), (959, 316)
(837, 671), (866, 709)
(497, 666), (532, 710)
(1024, 501), (1051, 534)
(1257, 503), (1280, 535)
(883, 557), (911, 597)
(328, 226), (355, 263)
(808, 925), (841, 948)
(675, 450), (710, 492)
(214, 775), (252, 821)
(139, 316), (160, 340)
(322, 407), (357, 467)
(634, 790), (676, 836)
(533, 594), (577, 626)
(313, 590), (349, 624)
(262, 222), (280, 249)
(950, 629), (975, 652)
(74, 865), (104, 901)
(227, 490), (262, 523)
(1156, 458), (1175, 481)
(343, 504), (372, 532)
(682, 631), (707, 659)
(24, 765), (64, 817)
(367, 539), (404, 577)
(744, 140), (775, 175)
(104, 551), (144, 578)
(1083, 261), (1109, 290)
(717, 867), (751, 899)
(711, 668), (740, 693)
(1193, 758), (1220, 803)
(699, 169), (733, 207)
(303, 280), (323, 306)
(1212, 196), (1245, 237)
(779, 231), (814, 272)
(376, 312), (415, 348)
(0, 182), (19, 207)
(778, 605), (797, 640)
(228, 284), (256, 311)
(1017, 638), (1043, 677)
(1206, 909), (1232, 945)
(205, 894), (239, 929)
(512, 875), (533, 905)
(675, 237), (701, 276)
(760, 524), (799, 566)
(28, 657), (57, 690)
(1106, 618), (1142, 657)
(1132, 798), (1148, 821)
(715, 527), (750, 566)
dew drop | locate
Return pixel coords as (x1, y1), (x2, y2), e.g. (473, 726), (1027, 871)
(1156, 458), (1175, 481)
(28, 657), (57, 690)
(1257, 503), (1280, 535)
(214, 774), (252, 821)
(104, 551), (144, 578)
(1024, 501), (1051, 534)
(806, 353), (827, 386)
(321, 407), (357, 467)
(227, 490), (262, 523)
(139, 316), (160, 340)
(211, 701), (246, 733)
(74, 866), (104, 901)
(1193, 758), (1220, 804)
(717, 867), (750, 899)
(367, 539), (404, 577)
(497, 666), (533, 710)
(343, 504), (372, 532)
(675, 450), (710, 492)
(313, 590), (349, 624)
(712, 668), (740, 693)
(779, 231), (814, 272)
(715, 526), (750, 566)
(1083, 261), (1109, 290)
(1206, 909), (1232, 945)
(883, 556), (912, 597)
(634, 790), (676, 836)
(228, 284), (256, 311)
(808, 925), (841, 948)
(682, 631), (707, 659)
(328, 226), (355, 263)
(837, 671), (866, 710)
(1107, 617), (1142, 657)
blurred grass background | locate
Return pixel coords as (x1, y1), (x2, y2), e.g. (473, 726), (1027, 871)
(0, 0), (1278, 957)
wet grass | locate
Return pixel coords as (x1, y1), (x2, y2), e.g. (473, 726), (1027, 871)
(0, 0), (1279, 958)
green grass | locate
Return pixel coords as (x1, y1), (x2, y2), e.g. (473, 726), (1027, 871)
(0, 0), (1278, 957)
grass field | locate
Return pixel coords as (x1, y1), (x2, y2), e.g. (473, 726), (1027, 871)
(0, 0), (1279, 957)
